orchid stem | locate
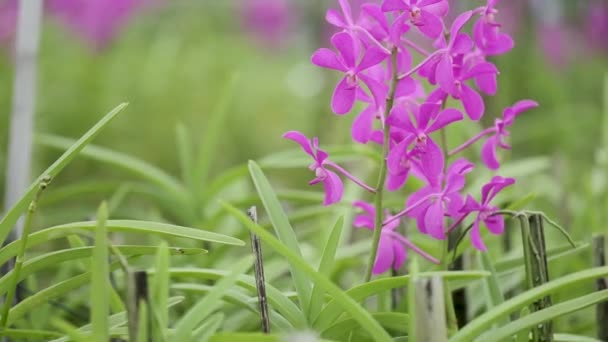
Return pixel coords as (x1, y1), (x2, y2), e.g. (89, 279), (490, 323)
(383, 194), (433, 226)
(398, 50), (442, 80)
(325, 161), (376, 193)
(449, 127), (495, 156)
(364, 48), (398, 283)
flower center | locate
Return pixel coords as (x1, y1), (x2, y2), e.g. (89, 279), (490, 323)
(314, 167), (327, 180)
(410, 7), (421, 23)
(346, 72), (358, 87)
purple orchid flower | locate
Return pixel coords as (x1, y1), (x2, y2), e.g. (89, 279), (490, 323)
(312, 31), (389, 114)
(427, 59), (499, 120)
(380, 0), (448, 39)
(242, 0), (291, 45)
(384, 102), (463, 190)
(481, 100), (538, 169)
(460, 176), (515, 251)
(473, 0), (515, 56)
(354, 201), (439, 274)
(402, 159), (474, 239)
(283, 131), (344, 206)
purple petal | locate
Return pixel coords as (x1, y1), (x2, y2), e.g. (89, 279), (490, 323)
(359, 74), (387, 109)
(381, 0), (407, 12)
(485, 33), (515, 56)
(424, 201), (446, 239)
(428, 108), (464, 132)
(444, 192), (464, 217)
(451, 33), (474, 54)
(322, 170), (344, 205)
(504, 99), (539, 124)
(357, 46), (389, 72)
(461, 194), (481, 213)
(460, 83), (485, 120)
(331, 32), (357, 68)
(417, 10), (444, 39)
(481, 176), (515, 204)
(325, 8), (346, 28)
(470, 220), (487, 251)
(373, 234), (395, 274)
(419, 139), (445, 186)
(395, 77), (417, 97)
(392, 239), (407, 270)
(331, 77), (357, 115)
(386, 106), (416, 132)
(352, 105), (376, 144)
(484, 214), (505, 234)
(283, 131), (314, 157)
(311, 48), (348, 72)
(481, 136), (500, 170)
(386, 137), (414, 175)
(449, 11), (473, 38)
(436, 55), (455, 94)
(417, 102), (441, 129)
(386, 171), (409, 191)
(406, 186), (434, 218)
(419, 0), (444, 7)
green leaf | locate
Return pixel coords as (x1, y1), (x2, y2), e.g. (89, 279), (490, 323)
(8, 261), (123, 325)
(322, 312), (409, 340)
(152, 241), (170, 341)
(165, 268), (305, 328)
(248, 161), (312, 316)
(176, 123), (194, 189)
(0, 246), (204, 296)
(553, 333), (604, 342)
(497, 243), (590, 276)
(137, 301), (149, 342)
(172, 283), (292, 331)
(309, 216), (344, 322)
(0, 328), (62, 339)
(191, 313), (224, 341)
(479, 290), (608, 341)
(221, 201), (392, 342)
(92, 203), (110, 342)
(36, 134), (189, 204)
(0, 103), (128, 246)
(49, 297), (184, 342)
(195, 74), (239, 190)
(314, 271), (489, 331)
(477, 251), (506, 314)
(449, 266), (608, 342)
(0, 220), (242, 266)
(173, 257), (253, 341)
(209, 333), (279, 342)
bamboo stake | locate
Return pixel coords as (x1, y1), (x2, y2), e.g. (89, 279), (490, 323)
(247, 206), (270, 333)
(593, 235), (607, 341)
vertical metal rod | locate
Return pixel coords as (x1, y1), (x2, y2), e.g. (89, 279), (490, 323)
(247, 206), (270, 333)
(593, 235), (607, 341)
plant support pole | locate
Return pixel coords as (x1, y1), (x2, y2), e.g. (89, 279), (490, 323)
(521, 214), (553, 342)
(593, 235), (607, 341)
(247, 206), (270, 333)
(3, 0), (43, 248)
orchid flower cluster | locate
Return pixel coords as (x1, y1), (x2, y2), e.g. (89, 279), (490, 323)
(284, 0), (538, 275)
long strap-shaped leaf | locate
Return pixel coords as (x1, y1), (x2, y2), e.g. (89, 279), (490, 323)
(162, 268), (306, 328)
(313, 271), (489, 331)
(0, 246), (204, 296)
(173, 257), (253, 341)
(0, 220), (242, 266)
(222, 201), (392, 342)
(450, 266), (608, 342)
(248, 161), (312, 316)
(478, 290), (608, 341)
(0, 103), (128, 246)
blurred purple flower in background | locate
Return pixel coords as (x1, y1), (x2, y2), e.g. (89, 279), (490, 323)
(242, 0), (292, 46)
(587, 1), (608, 52)
(0, 0), (161, 50)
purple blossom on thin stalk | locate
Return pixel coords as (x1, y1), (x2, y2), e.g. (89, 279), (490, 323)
(459, 176), (515, 251)
(242, 0), (291, 46)
(312, 31), (388, 114)
(354, 201), (439, 274)
(283, 131), (375, 206)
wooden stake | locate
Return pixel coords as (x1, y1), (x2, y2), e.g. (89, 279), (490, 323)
(414, 276), (448, 342)
(593, 235), (607, 341)
(247, 206), (270, 333)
